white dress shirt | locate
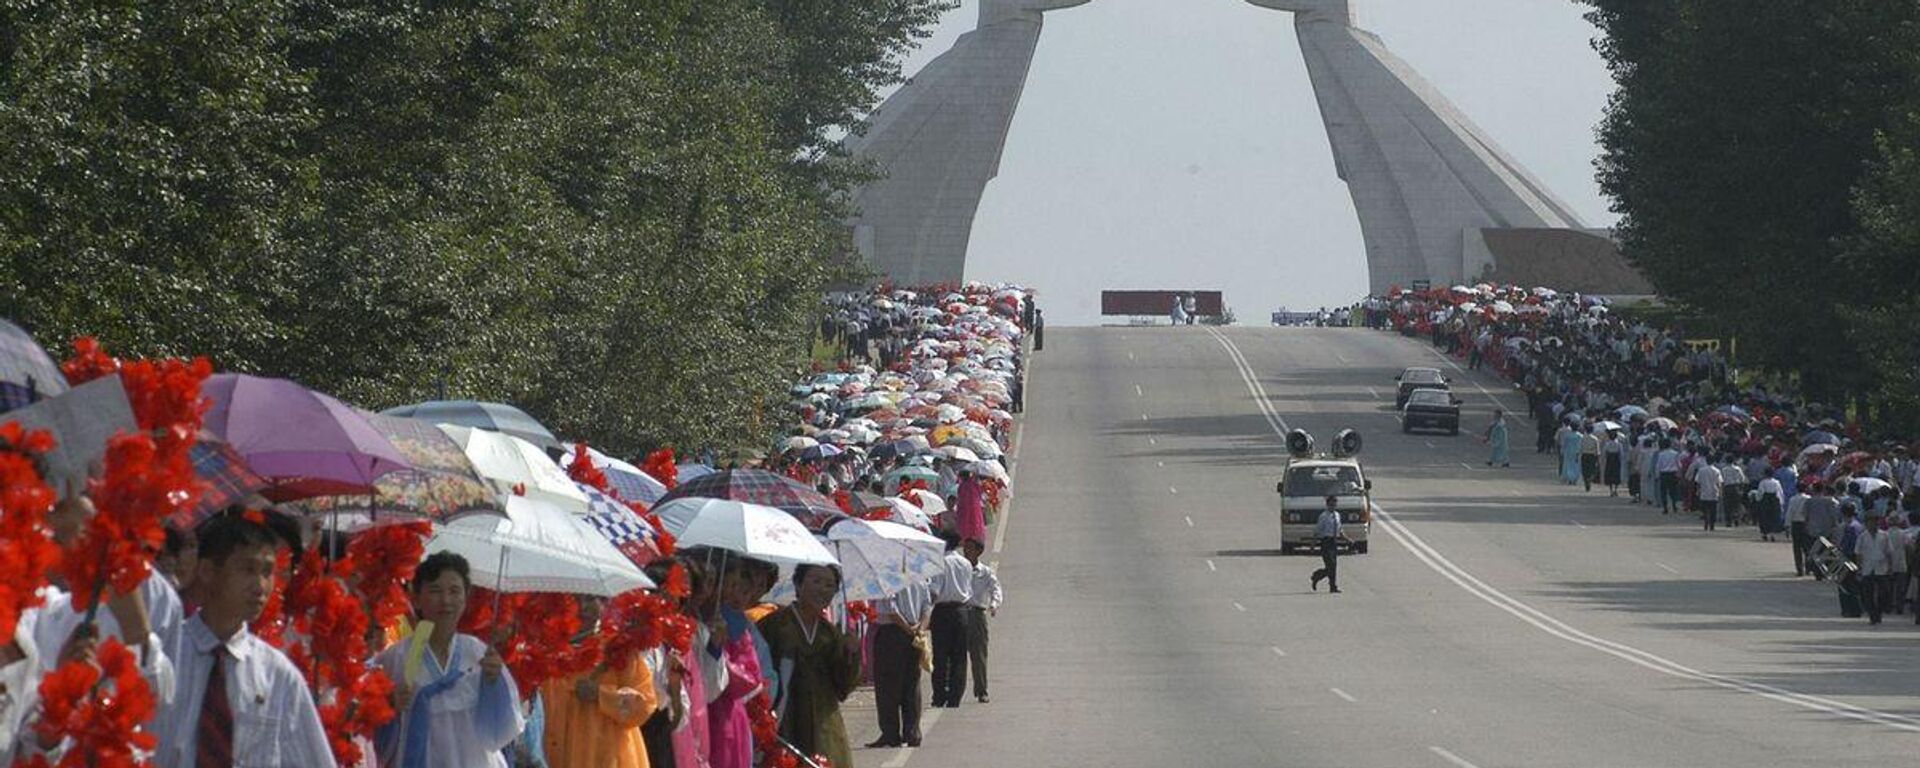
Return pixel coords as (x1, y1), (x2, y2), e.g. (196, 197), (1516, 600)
(968, 563), (1003, 611)
(1786, 493), (1810, 523)
(1857, 528), (1899, 577)
(154, 614), (335, 768)
(35, 570), (182, 704)
(0, 612), (39, 765)
(887, 580), (932, 626)
(932, 551), (974, 605)
(1695, 465), (1723, 501)
(1655, 449), (1681, 473)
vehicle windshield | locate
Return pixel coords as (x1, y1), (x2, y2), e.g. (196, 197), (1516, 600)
(1402, 369), (1443, 385)
(1286, 465), (1365, 497)
(1407, 389), (1451, 406)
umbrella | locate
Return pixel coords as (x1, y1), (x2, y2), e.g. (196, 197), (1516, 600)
(558, 444), (669, 505)
(185, 438), (271, 522)
(202, 374), (412, 501)
(1645, 417), (1679, 431)
(651, 498), (838, 566)
(657, 469), (847, 531)
(382, 400), (561, 451)
(799, 444), (845, 462)
(578, 482), (666, 568)
(426, 495), (654, 597)
(967, 461), (1010, 484)
(1850, 477), (1892, 496)
(1615, 405), (1649, 419)
(677, 463), (716, 482)
(440, 424), (588, 512)
(900, 488), (947, 518)
(1798, 443), (1840, 459)
(1804, 431), (1842, 447)
(0, 319), (68, 413)
(813, 518), (945, 602)
(1715, 405), (1752, 420)
(1593, 421), (1624, 434)
(883, 465), (941, 492)
(782, 436), (820, 453)
(293, 414), (501, 528)
(936, 446), (980, 463)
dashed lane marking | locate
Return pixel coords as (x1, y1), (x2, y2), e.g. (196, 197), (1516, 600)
(1206, 559), (1217, 572)
(1330, 688), (1357, 703)
(1233, 602), (1247, 612)
(1428, 746), (1481, 768)
(1270, 646), (1287, 657)
(1184, 515), (1194, 527)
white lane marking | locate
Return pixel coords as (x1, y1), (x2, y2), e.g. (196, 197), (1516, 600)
(1157, 461), (1165, 467)
(1425, 441), (1436, 449)
(1428, 746), (1481, 768)
(1459, 463), (1475, 471)
(1141, 413), (1149, 421)
(1216, 332), (1920, 735)
(1366, 386), (1381, 400)
(1330, 687), (1357, 703)
(1336, 352), (1351, 363)
(1206, 559), (1217, 572)
(1426, 348), (1514, 413)
(1509, 489), (1523, 497)
(1233, 602), (1247, 612)
(1204, 327), (1291, 434)
(1655, 562), (1679, 574)
(1270, 646), (1287, 657)
(989, 370), (1032, 555)
(1128, 351), (1135, 361)
(1135, 384), (1144, 397)
(1570, 520), (1588, 529)
(1169, 486), (1179, 495)
(1184, 515), (1194, 527)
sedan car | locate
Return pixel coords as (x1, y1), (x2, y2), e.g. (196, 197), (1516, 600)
(1394, 366), (1450, 408)
(1402, 387), (1462, 435)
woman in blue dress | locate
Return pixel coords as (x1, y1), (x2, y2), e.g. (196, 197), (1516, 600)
(1558, 422), (1584, 484)
(1483, 409), (1510, 468)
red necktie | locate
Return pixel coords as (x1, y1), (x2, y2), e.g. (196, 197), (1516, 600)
(196, 648), (233, 768)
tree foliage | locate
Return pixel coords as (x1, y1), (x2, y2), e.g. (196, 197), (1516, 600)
(1581, 0), (1920, 424)
(0, 0), (949, 456)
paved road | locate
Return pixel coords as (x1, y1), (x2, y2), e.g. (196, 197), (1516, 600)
(855, 326), (1920, 768)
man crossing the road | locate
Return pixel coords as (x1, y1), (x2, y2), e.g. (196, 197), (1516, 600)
(1310, 495), (1348, 594)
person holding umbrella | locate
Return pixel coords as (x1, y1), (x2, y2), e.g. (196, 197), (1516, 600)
(758, 564), (858, 768)
(374, 552), (524, 768)
(1482, 409), (1510, 468)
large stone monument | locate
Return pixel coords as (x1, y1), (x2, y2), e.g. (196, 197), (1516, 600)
(847, 0), (1643, 294)
(843, 0), (1089, 286)
(1245, 0), (1593, 293)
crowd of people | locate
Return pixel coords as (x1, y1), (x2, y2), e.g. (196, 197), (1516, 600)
(1369, 284), (1920, 626)
(0, 280), (1035, 767)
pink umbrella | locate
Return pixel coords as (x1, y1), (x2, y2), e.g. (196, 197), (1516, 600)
(201, 374), (411, 501)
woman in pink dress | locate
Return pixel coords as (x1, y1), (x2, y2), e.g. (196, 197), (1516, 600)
(956, 470), (988, 543)
(707, 558), (766, 768)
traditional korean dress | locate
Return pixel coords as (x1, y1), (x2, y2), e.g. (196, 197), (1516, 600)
(756, 607), (858, 768)
(373, 633), (524, 768)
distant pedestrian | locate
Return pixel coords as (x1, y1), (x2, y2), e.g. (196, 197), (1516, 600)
(1856, 515), (1898, 625)
(1602, 431), (1625, 496)
(1655, 441), (1682, 514)
(1786, 484), (1812, 575)
(867, 578), (929, 748)
(1579, 427), (1602, 493)
(1482, 409), (1510, 468)
(1557, 423), (1583, 485)
(1033, 308), (1044, 351)
(962, 538), (1000, 704)
(928, 533), (975, 708)
(1310, 496), (1348, 593)
(1696, 459), (1723, 531)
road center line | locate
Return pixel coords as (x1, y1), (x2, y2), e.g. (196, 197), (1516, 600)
(1655, 562), (1679, 574)
(1270, 646), (1287, 657)
(1570, 520), (1588, 529)
(1184, 515), (1194, 527)
(1366, 386), (1381, 399)
(1210, 329), (1920, 735)
(1330, 687), (1357, 703)
(1135, 384), (1144, 397)
(1169, 486), (1178, 495)
(1148, 437), (1157, 445)
(1428, 746), (1481, 768)
(1232, 601), (1247, 612)
(1206, 559), (1217, 572)
(1425, 441), (1436, 449)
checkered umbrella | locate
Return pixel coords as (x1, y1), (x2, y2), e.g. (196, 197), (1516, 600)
(185, 438), (270, 523)
(578, 482), (665, 568)
(656, 469), (848, 532)
(0, 319), (68, 414)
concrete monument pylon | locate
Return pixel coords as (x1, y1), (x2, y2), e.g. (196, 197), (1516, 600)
(848, 0), (1626, 293)
(844, 0), (1090, 286)
(1246, 0), (1588, 293)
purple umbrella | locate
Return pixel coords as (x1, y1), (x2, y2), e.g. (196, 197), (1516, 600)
(201, 374), (411, 501)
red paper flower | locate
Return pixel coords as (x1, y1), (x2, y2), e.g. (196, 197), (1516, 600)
(566, 443), (612, 496)
(463, 591), (602, 701)
(600, 590), (695, 670)
(641, 448), (678, 490)
(28, 638), (157, 768)
(0, 424), (61, 641)
(343, 521), (430, 637)
(62, 429), (199, 608)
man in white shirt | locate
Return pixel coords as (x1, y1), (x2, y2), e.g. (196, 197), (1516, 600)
(36, 486), (180, 702)
(868, 577), (930, 748)
(1855, 516), (1900, 625)
(961, 539), (1001, 704)
(1696, 460), (1724, 531)
(1655, 442), (1682, 515)
(928, 533), (974, 709)
(154, 512), (334, 767)
(1786, 487), (1813, 576)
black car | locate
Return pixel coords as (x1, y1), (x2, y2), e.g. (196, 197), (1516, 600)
(1402, 388), (1462, 434)
(1394, 366), (1449, 408)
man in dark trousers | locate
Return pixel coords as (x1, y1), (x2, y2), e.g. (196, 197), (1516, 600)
(1310, 495), (1348, 593)
(867, 578), (930, 748)
(1033, 307), (1044, 351)
(928, 532), (975, 708)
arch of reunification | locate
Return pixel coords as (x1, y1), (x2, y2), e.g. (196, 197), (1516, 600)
(843, 0), (1649, 295)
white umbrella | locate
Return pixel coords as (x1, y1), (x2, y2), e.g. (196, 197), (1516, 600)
(901, 489), (947, 518)
(877, 497), (933, 531)
(441, 425), (589, 511)
(1799, 443), (1840, 459)
(1616, 405), (1649, 419)
(1594, 421), (1624, 434)
(651, 498), (838, 566)
(967, 461), (1010, 483)
(426, 496), (655, 597)
(937, 446), (981, 463)
(820, 518), (946, 602)
(783, 435), (819, 453)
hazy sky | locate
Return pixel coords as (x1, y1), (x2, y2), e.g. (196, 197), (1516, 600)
(888, 0), (1618, 325)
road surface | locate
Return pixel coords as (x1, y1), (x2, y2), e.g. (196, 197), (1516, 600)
(853, 326), (1920, 768)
